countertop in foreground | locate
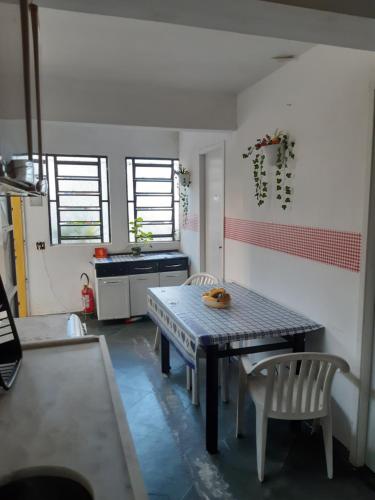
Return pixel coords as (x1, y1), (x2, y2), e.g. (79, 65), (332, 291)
(0, 337), (147, 500)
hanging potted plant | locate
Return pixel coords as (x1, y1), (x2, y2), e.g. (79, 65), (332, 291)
(252, 129), (285, 165)
(175, 164), (191, 223)
(242, 130), (295, 209)
(129, 217), (153, 256)
(176, 165), (191, 188)
(263, 131), (283, 165)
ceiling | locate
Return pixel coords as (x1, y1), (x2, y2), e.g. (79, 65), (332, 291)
(3, 0), (374, 130)
(21, 0), (375, 52)
(264, 0), (375, 19)
(38, 8), (312, 94)
(0, 2), (25, 75)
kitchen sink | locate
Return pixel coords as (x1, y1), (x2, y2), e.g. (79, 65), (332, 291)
(0, 473), (93, 500)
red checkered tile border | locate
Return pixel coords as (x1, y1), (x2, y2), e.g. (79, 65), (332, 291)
(183, 214), (199, 232)
(224, 217), (361, 272)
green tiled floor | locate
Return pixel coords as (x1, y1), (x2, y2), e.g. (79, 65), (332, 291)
(84, 317), (375, 500)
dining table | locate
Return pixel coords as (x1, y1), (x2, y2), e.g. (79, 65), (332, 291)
(147, 281), (323, 454)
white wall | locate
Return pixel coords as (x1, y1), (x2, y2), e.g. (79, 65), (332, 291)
(180, 45), (375, 460)
(35, 0), (375, 52)
(0, 120), (179, 315)
(0, 119), (29, 162)
(40, 76), (237, 131)
(179, 130), (232, 273)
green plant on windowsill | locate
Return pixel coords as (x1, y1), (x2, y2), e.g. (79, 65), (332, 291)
(130, 217), (153, 256)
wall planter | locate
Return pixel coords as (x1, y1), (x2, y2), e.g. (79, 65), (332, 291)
(242, 130), (295, 210)
(264, 143), (282, 166)
(175, 165), (191, 223)
(179, 172), (191, 188)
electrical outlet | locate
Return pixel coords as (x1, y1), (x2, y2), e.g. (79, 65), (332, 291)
(36, 241), (46, 250)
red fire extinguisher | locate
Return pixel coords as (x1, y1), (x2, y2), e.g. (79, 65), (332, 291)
(81, 273), (95, 314)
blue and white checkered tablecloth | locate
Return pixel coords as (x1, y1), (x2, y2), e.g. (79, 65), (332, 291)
(147, 282), (323, 366)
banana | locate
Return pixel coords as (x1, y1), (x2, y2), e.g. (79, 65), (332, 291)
(208, 287), (225, 298)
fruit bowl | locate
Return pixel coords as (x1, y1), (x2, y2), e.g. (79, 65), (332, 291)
(202, 287), (231, 309)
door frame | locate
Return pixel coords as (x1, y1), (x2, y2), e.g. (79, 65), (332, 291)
(198, 142), (225, 279)
(11, 197), (28, 317)
(354, 89), (375, 468)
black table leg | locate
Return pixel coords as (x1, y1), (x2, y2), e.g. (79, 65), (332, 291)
(206, 345), (219, 454)
(161, 333), (170, 375)
(293, 333), (305, 353)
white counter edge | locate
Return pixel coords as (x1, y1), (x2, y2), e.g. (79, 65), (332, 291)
(98, 336), (148, 500)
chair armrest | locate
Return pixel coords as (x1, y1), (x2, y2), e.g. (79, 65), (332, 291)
(240, 355), (259, 376)
(67, 314), (86, 337)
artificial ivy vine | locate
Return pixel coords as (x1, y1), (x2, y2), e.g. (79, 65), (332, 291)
(175, 164), (191, 223)
(180, 190), (189, 222)
(252, 150), (267, 206)
(242, 130), (295, 210)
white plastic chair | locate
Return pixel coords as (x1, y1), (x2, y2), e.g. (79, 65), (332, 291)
(183, 273), (219, 287)
(153, 272), (221, 405)
(236, 352), (350, 482)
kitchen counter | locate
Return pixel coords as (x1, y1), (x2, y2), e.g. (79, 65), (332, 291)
(91, 250), (188, 265)
(91, 251), (189, 320)
(0, 337), (147, 500)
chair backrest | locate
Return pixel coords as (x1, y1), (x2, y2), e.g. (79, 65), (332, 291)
(0, 275), (22, 390)
(250, 352), (349, 419)
(183, 273), (219, 286)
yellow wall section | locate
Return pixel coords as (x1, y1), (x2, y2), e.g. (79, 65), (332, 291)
(10, 197), (27, 317)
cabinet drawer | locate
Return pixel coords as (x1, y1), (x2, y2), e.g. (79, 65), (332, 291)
(127, 261), (158, 275)
(158, 258), (188, 273)
(159, 270), (188, 287)
(95, 262), (129, 277)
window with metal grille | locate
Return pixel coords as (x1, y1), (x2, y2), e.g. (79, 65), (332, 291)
(47, 155), (110, 245)
(126, 157), (180, 242)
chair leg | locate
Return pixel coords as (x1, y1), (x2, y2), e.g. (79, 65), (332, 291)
(321, 414), (333, 479)
(255, 407), (268, 482)
(192, 364), (200, 406)
(236, 362), (247, 437)
(311, 418), (319, 435)
(220, 357), (229, 403)
(186, 366), (192, 391)
(153, 326), (160, 351)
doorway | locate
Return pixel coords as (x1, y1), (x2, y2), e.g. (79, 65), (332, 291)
(198, 143), (225, 280)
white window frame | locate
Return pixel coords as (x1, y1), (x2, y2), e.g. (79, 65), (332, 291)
(46, 154), (111, 245)
(126, 157), (180, 242)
